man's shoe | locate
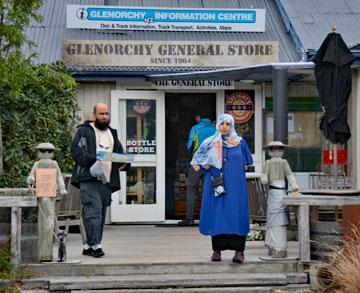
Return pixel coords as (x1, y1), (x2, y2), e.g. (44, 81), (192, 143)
(91, 248), (105, 258)
(82, 247), (93, 256)
(178, 218), (195, 226)
(232, 251), (244, 263)
(211, 250), (221, 262)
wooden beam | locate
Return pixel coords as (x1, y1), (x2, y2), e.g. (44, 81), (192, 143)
(10, 207), (22, 269)
(0, 196), (37, 207)
(0, 188), (33, 197)
(283, 195), (360, 206)
(298, 205), (310, 263)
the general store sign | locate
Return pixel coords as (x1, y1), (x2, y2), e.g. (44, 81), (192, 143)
(66, 5), (266, 33)
(152, 80), (234, 89)
(62, 40), (278, 67)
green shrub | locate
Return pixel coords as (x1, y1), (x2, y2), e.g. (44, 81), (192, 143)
(0, 59), (79, 188)
(0, 242), (29, 292)
(0, 243), (13, 280)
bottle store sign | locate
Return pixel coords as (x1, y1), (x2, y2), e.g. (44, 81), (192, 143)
(126, 140), (156, 154)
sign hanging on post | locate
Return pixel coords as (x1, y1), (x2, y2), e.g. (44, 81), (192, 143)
(67, 5), (266, 33)
(35, 169), (57, 197)
(226, 92), (255, 124)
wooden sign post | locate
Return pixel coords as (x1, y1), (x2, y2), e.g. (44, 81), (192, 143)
(36, 168), (57, 262)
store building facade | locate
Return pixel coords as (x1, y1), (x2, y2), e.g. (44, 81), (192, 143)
(25, 0), (360, 223)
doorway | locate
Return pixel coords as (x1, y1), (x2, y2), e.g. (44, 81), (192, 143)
(110, 90), (165, 222)
(165, 93), (216, 219)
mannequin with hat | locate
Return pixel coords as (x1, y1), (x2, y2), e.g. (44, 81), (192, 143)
(261, 141), (299, 258)
(27, 142), (67, 262)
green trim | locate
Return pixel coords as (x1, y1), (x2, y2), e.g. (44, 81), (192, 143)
(287, 148), (322, 172)
(266, 97), (321, 111)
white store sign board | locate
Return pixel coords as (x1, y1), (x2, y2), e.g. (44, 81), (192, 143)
(67, 5), (266, 32)
(62, 40), (279, 67)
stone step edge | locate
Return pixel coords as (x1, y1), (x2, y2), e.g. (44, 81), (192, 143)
(70, 284), (311, 293)
(21, 273), (307, 291)
(25, 261), (303, 278)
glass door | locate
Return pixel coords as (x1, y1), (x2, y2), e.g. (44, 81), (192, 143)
(110, 90), (165, 222)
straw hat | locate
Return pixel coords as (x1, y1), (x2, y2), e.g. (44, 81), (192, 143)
(262, 141), (289, 149)
(35, 142), (56, 150)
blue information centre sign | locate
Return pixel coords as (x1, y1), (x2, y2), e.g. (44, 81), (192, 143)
(67, 5), (266, 32)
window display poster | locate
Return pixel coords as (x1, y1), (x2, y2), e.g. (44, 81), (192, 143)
(126, 100), (156, 154)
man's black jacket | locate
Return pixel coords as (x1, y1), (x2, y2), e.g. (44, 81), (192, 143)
(70, 122), (127, 192)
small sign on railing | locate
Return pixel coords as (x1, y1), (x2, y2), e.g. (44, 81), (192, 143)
(35, 169), (57, 197)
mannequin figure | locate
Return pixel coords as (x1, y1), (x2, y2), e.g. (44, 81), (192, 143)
(27, 142), (67, 262)
(261, 141), (299, 258)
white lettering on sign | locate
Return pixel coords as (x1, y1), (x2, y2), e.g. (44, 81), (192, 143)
(126, 140), (156, 154)
(67, 5), (266, 33)
(152, 80), (234, 89)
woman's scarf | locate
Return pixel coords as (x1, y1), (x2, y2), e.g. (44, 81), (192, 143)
(191, 114), (242, 170)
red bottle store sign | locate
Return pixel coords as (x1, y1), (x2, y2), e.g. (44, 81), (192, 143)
(226, 91), (254, 123)
(323, 150), (348, 165)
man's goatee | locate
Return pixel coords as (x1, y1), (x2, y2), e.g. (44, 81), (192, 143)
(94, 119), (110, 130)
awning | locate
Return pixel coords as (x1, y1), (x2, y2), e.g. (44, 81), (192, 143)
(146, 62), (316, 82)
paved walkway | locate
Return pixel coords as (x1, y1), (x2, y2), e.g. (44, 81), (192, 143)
(55, 225), (299, 264)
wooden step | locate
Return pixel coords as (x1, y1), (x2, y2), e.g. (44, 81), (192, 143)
(22, 273), (308, 292)
(26, 260), (303, 278)
(71, 284), (311, 293)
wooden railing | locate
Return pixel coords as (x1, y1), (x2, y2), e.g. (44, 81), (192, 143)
(283, 191), (360, 263)
(0, 189), (37, 272)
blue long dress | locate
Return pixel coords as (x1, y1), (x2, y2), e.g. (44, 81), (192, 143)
(199, 139), (253, 237)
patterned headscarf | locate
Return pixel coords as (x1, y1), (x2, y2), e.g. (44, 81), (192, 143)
(191, 114), (242, 170)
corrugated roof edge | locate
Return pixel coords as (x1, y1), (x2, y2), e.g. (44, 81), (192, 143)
(273, 0), (307, 61)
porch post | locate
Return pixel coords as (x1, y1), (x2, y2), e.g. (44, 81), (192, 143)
(273, 68), (288, 144)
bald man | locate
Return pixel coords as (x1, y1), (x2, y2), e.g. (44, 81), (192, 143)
(71, 103), (129, 258)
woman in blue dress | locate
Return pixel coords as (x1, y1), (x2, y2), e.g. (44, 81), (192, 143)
(191, 114), (253, 263)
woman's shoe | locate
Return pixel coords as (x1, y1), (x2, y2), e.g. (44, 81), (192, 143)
(211, 250), (221, 262)
(232, 251), (244, 263)
(178, 218), (195, 226)
(272, 249), (287, 258)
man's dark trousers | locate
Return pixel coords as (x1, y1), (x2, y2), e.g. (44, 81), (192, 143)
(186, 166), (202, 220)
(80, 181), (111, 246)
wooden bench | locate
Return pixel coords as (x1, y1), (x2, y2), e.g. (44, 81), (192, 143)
(283, 192), (360, 263)
(55, 175), (85, 244)
(247, 173), (268, 222)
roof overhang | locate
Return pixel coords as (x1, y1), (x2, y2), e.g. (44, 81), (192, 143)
(146, 62), (316, 82)
(68, 61), (358, 82)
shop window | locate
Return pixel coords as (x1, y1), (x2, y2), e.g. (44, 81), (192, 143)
(126, 100), (156, 155)
(122, 166), (156, 205)
(225, 90), (255, 153)
(265, 97), (322, 172)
